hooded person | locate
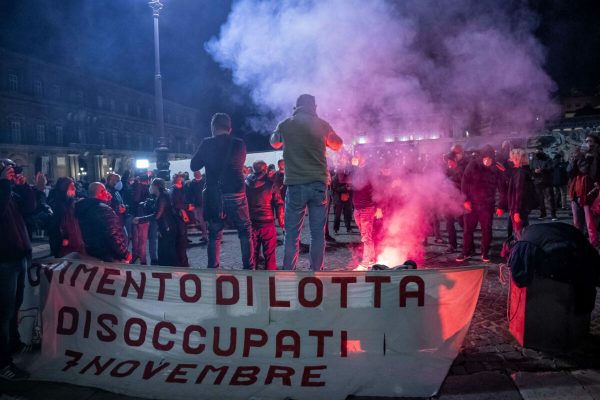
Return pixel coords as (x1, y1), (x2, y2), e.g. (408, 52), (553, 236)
(457, 145), (506, 263)
(47, 177), (86, 258)
(245, 161), (277, 270)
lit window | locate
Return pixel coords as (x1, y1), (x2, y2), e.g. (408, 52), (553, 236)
(8, 74), (18, 91)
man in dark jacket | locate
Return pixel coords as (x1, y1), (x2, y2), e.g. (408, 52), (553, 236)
(246, 161), (277, 270)
(551, 153), (568, 209)
(457, 145), (505, 263)
(75, 182), (131, 263)
(531, 148), (557, 220)
(271, 159), (286, 231)
(106, 172), (128, 236)
(190, 113), (254, 269)
(185, 170), (208, 243)
(0, 160), (35, 380)
(332, 168), (353, 234)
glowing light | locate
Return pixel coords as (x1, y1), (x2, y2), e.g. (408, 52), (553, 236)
(136, 159), (150, 169)
(347, 340), (366, 353)
(357, 136), (367, 144)
(384, 136), (395, 143)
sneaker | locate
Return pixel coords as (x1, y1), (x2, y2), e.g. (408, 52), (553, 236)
(353, 264), (372, 271)
(455, 254), (470, 262)
(551, 217), (558, 221)
(481, 255), (491, 263)
(445, 246), (457, 254)
(537, 216), (546, 220)
(0, 363), (30, 381)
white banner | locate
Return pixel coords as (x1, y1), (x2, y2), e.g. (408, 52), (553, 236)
(30, 260), (486, 399)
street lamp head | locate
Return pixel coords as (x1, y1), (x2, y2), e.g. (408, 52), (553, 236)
(149, 0), (163, 17)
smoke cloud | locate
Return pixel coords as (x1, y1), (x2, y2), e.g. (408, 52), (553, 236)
(207, 0), (559, 266)
(207, 0), (559, 138)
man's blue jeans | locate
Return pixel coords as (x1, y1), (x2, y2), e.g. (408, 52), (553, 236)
(0, 258), (26, 367)
(283, 182), (328, 271)
(207, 193), (254, 269)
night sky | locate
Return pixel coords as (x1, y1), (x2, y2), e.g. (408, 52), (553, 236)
(1, 0), (599, 149)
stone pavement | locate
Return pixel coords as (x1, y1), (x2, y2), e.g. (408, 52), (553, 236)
(3, 208), (600, 399)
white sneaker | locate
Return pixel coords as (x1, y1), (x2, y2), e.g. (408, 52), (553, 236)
(353, 264), (372, 271)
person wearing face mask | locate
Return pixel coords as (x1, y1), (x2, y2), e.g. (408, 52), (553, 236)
(568, 134), (600, 246)
(128, 175), (151, 265)
(47, 177), (85, 258)
(456, 145), (506, 263)
(75, 182), (131, 263)
(105, 173), (128, 236)
(134, 178), (181, 267)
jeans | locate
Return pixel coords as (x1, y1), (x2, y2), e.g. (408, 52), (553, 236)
(354, 207), (376, 264)
(284, 182), (328, 271)
(207, 193), (254, 269)
(462, 205), (494, 258)
(572, 200), (598, 246)
(0, 258), (26, 367)
(132, 223), (149, 264)
(148, 220), (158, 263)
(252, 222), (277, 270)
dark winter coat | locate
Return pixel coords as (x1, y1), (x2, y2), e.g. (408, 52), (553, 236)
(138, 192), (179, 235)
(185, 178), (205, 207)
(48, 180), (85, 258)
(530, 152), (553, 186)
(245, 171), (275, 224)
(500, 165), (537, 214)
(0, 179), (35, 262)
(551, 159), (568, 187)
(75, 198), (129, 262)
(190, 135), (247, 195)
(461, 159), (505, 209)
(107, 185), (126, 225)
(332, 171), (352, 204)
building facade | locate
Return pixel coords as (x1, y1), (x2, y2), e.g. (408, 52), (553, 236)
(0, 48), (198, 182)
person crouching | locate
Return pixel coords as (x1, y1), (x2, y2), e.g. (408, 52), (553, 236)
(246, 161), (277, 270)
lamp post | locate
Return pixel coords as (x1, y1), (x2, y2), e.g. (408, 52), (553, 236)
(149, 0), (170, 180)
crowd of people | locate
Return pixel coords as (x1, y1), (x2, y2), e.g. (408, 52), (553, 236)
(1, 93), (600, 380)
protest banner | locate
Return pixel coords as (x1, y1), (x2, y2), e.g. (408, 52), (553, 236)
(28, 259), (486, 399)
